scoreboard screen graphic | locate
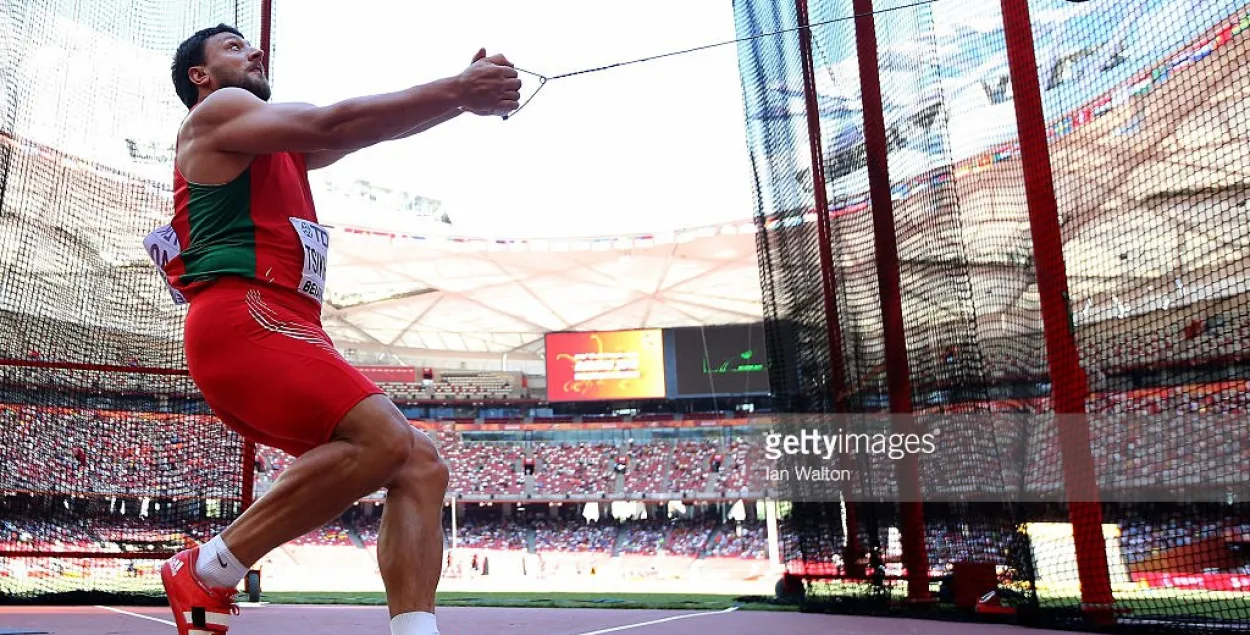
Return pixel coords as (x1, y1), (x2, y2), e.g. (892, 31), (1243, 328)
(544, 329), (667, 402)
(669, 324), (770, 397)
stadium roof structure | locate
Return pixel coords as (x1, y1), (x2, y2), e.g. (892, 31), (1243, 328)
(319, 222), (764, 361)
(3, 29), (1246, 368)
(1, 7), (1246, 369)
(321, 16), (1250, 365)
(0, 130), (765, 365)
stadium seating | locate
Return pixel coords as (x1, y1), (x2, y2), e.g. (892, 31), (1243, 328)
(0, 516), (228, 553)
(616, 521), (668, 555)
(368, 370), (525, 402)
(449, 518), (529, 550)
(0, 404), (236, 498)
(713, 437), (766, 493)
(705, 521), (767, 559)
(665, 519), (719, 556)
(1119, 516), (1250, 566)
(621, 442), (673, 494)
(8, 382), (1250, 506)
(6, 308), (1250, 406)
(531, 519), (617, 553)
(290, 523), (354, 547)
(11, 378), (1244, 504)
(923, 524), (1009, 566)
(669, 441), (721, 494)
(5, 374), (1248, 591)
(532, 442), (616, 496)
(440, 442), (525, 496)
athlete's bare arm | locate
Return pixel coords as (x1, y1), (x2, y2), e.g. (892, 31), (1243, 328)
(304, 107), (464, 171)
(179, 55), (520, 181)
(304, 50), (507, 171)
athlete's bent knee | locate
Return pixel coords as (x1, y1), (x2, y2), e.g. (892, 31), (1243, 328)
(336, 396), (414, 484)
(372, 431), (412, 483)
(392, 430), (449, 495)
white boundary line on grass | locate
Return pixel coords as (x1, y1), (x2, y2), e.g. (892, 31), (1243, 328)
(94, 605), (176, 627)
(570, 606), (740, 635)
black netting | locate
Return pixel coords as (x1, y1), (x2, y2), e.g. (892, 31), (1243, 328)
(1045, 0), (1250, 627)
(0, 0), (266, 604)
(740, 0), (1250, 630)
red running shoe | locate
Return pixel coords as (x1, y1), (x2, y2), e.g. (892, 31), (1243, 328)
(160, 547), (240, 634)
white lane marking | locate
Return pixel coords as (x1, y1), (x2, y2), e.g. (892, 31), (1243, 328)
(571, 606), (740, 635)
(94, 605), (177, 627)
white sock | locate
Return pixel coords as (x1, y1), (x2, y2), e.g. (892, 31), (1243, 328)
(390, 611), (438, 635)
(194, 535), (249, 589)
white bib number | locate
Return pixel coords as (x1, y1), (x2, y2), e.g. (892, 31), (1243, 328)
(143, 224), (187, 305)
(290, 217), (330, 304)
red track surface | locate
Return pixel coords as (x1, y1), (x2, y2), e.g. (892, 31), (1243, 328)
(0, 604), (1078, 635)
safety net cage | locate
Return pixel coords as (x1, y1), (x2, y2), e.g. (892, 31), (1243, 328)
(737, 0), (1250, 631)
(0, 0), (271, 604)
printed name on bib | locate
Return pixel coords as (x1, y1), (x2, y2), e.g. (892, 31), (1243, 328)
(290, 217), (330, 304)
(142, 224), (187, 305)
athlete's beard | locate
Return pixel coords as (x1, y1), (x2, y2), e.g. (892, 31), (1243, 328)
(218, 69), (271, 102)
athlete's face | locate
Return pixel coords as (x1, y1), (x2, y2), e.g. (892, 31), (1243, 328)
(194, 32), (271, 102)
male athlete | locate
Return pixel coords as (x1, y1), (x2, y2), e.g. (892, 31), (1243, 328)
(151, 24), (520, 635)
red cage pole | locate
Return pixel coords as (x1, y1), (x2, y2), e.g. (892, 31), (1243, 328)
(241, 0), (275, 513)
(851, 0), (930, 602)
(1000, 0), (1115, 623)
(259, 0), (273, 76)
(241, 443), (256, 511)
(795, 0), (863, 577)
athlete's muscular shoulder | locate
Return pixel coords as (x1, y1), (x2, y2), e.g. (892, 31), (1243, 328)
(177, 88), (325, 184)
(181, 89), (336, 159)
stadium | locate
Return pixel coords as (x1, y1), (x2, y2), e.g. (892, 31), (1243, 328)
(2, 0), (1249, 634)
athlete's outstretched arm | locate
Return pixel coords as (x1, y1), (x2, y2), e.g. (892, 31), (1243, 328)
(305, 107), (464, 171)
(191, 58), (520, 157)
(304, 50), (503, 171)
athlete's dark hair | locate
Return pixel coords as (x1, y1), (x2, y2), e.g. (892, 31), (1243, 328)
(172, 24), (244, 109)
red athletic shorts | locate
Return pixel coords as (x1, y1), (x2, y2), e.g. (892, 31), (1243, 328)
(184, 277), (383, 457)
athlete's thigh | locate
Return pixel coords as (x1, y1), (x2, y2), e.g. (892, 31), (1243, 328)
(186, 287), (382, 456)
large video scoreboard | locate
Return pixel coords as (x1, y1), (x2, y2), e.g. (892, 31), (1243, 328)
(544, 324), (769, 402)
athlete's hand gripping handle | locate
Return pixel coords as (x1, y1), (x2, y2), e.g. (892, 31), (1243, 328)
(457, 49), (522, 117)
